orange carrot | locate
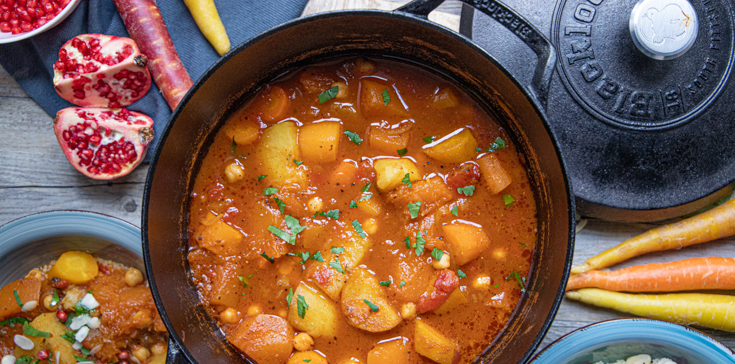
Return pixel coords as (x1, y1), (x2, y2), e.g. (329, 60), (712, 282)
(567, 257), (735, 292)
(572, 198), (735, 274)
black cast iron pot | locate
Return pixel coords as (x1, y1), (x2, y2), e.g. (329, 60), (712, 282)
(143, 0), (576, 362)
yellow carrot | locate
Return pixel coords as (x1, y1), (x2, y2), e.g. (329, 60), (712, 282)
(572, 198), (735, 274)
(566, 288), (735, 332)
(183, 0), (231, 56)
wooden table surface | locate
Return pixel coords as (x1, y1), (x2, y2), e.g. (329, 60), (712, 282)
(1, 0), (734, 359)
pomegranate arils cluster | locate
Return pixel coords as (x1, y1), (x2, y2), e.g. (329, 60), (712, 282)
(53, 34), (151, 109)
(0, 0), (69, 35)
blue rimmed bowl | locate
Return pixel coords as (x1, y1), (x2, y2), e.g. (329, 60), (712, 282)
(530, 318), (735, 364)
(0, 210), (143, 286)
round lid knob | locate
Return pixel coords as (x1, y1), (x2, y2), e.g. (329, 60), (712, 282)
(629, 0), (698, 60)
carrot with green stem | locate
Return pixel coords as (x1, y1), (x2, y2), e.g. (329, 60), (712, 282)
(566, 288), (735, 332)
(183, 0), (231, 56)
(572, 198), (735, 274)
(567, 257), (735, 292)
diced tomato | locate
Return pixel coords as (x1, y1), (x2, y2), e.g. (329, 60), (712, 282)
(416, 269), (459, 313)
(445, 163), (481, 189)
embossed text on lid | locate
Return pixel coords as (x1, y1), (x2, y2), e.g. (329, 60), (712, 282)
(630, 0), (698, 60)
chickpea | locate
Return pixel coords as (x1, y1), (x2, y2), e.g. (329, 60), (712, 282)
(473, 275), (492, 290)
(331, 82), (348, 99)
(247, 305), (262, 316)
(224, 162), (245, 184)
(293, 333), (314, 351)
(132, 346), (150, 362)
(307, 197), (323, 213)
(432, 252), (451, 270)
(492, 248), (507, 260)
(278, 261), (295, 275)
(42, 295), (56, 311)
(400, 302), (417, 320)
(130, 309), (153, 328)
(124, 267), (144, 287)
(220, 308), (241, 324)
(362, 218), (378, 235)
(150, 342), (167, 357)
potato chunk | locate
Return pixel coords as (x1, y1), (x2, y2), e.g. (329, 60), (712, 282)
(477, 153), (512, 194)
(288, 282), (339, 338)
(434, 289), (468, 315)
(228, 314), (294, 364)
(367, 338), (409, 364)
(422, 128), (477, 163)
(388, 177), (453, 218)
(210, 262), (245, 307)
(441, 223), (491, 266)
(367, 120), (413, 154)
(306, 234), (371, 300)
(224, 117), (261, 146)
(374, 158), (421, 192)
(288, 351), (329, 364)
(341, 269), (402, 333)
(360, 79), (408, 119)
(256, 121), (307, 187)
(14, 313), (76, 363)
(299, 121), (342, 163)
(199, 217), (244, 257)
(0, 277), (40, 320)
(414, 319), (460, 364)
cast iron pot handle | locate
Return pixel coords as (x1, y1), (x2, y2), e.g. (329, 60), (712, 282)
(396, 0), (556, 107)
(165, 337), (189, 364)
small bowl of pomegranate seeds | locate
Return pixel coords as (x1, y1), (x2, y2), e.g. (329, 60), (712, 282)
(0, 0), (82, 44)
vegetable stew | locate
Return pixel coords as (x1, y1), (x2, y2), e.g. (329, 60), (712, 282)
(188, 57), (538, 364)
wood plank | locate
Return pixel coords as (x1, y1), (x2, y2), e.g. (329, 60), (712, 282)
(0, 66), (27, 98)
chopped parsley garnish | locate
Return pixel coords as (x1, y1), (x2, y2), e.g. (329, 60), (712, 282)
(408, 202), (422, 219)
(274, 197), (286, 215)
(238, 274), (253, 288)
(458, 270), (467, 278)
(485, 137), (507, 152)
(264, 187), (279, 196)
(297, 294), (309, 318)
(431, 248), (444, 261)
(503, 194), (515, 208)
(23, 322), (50, 338)
(401, 173), (412, 187)
(423, 136), (436, 143)
(0, 317), (30, 328)
(14, 357), (35, 364)
(298, 252), (311, 263)
(293, 159), (303, 166)
(382, 89), (391, 105)
(344, 130), (362, 145)
(397, 148), (408, 156)
(457, 185), (475, 196)
(80, 346), (92, 356)
(330, 246), (345, 254)
(400, 281), (407, 287)
(285, 215), (306, 235)
(311, 251), (324, 262)
(13, 290), (21, 307)
(379, 280), (391, 287)
(359, 193), (373, 202)
(414, 230), (426, 256)
(507, 270), (527, 292)
(325, 209), (340, 219)
(61, 330), (76, 343)
(329, 258), (345, 274)
(519, 242), (527, 248)
(304, 360), (312, 363)
(287, 287), (293, 306)
(476, 146), (482, 152)
(404, 236), (411, 249)
(349, 200), (358, 208)
(268, 225), (294, 244)
(361, 182), (372, 192)
(74, 355), (88, 362)
(231, 136), (237, 156)
(363, 299), (380, 312)
(261, 252), (275, 264)
(258, 175), (267, 181)
(494, 283), (500, 288)
(352, 220), (366, 239)
(318, 86), (339, 104)
(451, 205), (459, 216)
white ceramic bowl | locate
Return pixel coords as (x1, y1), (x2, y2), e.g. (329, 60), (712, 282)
(0, 210), (143, 286)
(530, 318), (735, 364)
(0, 0), (82, 44)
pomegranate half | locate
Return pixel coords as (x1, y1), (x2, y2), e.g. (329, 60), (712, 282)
(53, 107), (154, 180)
(53, 34), (151, 108)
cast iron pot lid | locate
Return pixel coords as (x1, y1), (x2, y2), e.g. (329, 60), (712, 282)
(463, 0), (735, 222)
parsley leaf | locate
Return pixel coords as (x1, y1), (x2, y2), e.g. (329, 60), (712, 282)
(485, 137), (507, 152)
(297, 294), (309, 318)
(285, 215), (306, 235)
(51, 290), (60, 308)
(352, 220), (367, 239)
(294, 159), (303, 166)
(0, 317), (29, 328)
(325, 209), (340, 219)
(14, 357), (34, 364)
(268, 225), (294, 244)
(23, 322), (50, 338)
(61, 330), (76, 343)
(397, 148), (408, 156)
(359, 193), (373, 202)
(264, 187), (279, 196)
(457, 185), (475, 196)
(311, 251), (324, 262)
(414, 230), (425, 256)
(431, 248), (444, 261)
(318, 86), (339, 104)
(503, 194), (515, 208)
(344, 130), (362, 145)
(451, 205), (459, 216)
(361, 182), (372, 192)
(400, 281), (406, 287)
(519, 242), (527, 248)
(274, 197), (286, 215)
(404, 236), (411, 249)
(238, 274), (253, 288)
(458, 270), (467, 278)
(74, 356), (88, 362)
(261, 252), (275, 264)
(379, 280), (391, 287)
(407, 202), (422, 219)
(507, 270), (526, 292)
(13, 290), (21, 307)
(401, 173), (412, 187)
(287, 287), (293, 306)
(258, 175), (267, 181)
(363, 299), (380, 312)
(349, 200), (357, 208)
(231, 136), (237, 156)
(329, 258), (345, 274)
(423, 136), (436, 143)
(331, 247), (345, 254)
(304, 360), (312, 363)
(382, 89), (391, 105)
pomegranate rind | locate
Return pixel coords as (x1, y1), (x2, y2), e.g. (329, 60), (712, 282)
(53, 107), (155, 180)
(53, 34), (152, 108)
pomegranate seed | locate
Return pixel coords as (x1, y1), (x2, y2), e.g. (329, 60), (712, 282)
(36, 17), (46, 26)
(56, 310), (68, 322)
(18, 10), (30, 22)
(43, 3), (52, 14)
(26, 7), (34, 17)
(109, 101), (120, 109)
(15, 6), (25, 14)
(27, 0), (37, 7)
(51, 277), (69, 289)
(98, 263), (110, 275)
(36, 7), (45, 17)
(11, 26), (21, 34)
(20, 21), (31, 32)
(1, 11), (9, 21)
(37, 350), (49, 360)
(0, 22), (9, 33)
(9, 18), (18, 26)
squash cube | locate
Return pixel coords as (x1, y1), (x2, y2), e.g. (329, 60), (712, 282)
(432, 88), (459, 109)
(228, 314), (294, 364)
(367, 122), (412, 154)
(357, 196), (382, 217)
(331, 161), (359, 186)
(341, 269), (402, 333)
(388, 177), (453, 218)
(360, 79), (408, 119)
(441, 223), (491, 266)
(477, 153), (512, 194)
(299, 121), (342, 163)
(210, 262), (245, 307)
(367, 338), (409, 364)
(225, 118), (261, 146)
(288, 282), (339, 338)
(374, 158), (421, 192)
(434, 289), (468, 315)
(307, 234), (371, 300)
(422, 128), (477, 163)
(199, 217), (244, 257)
(414, 319), (460, 364)
(256, 121), (307, 187)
